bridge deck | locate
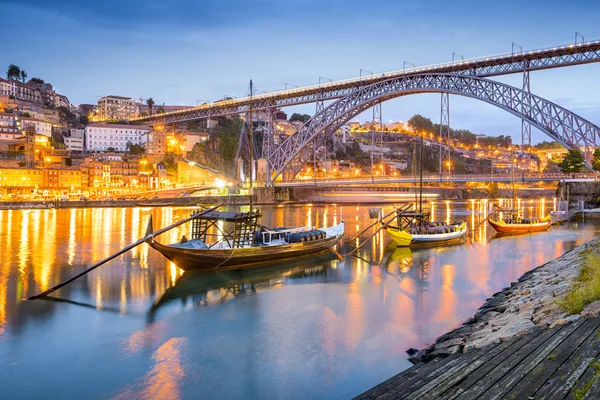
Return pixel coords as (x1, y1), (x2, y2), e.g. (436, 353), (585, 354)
(354, 317), (600, 400)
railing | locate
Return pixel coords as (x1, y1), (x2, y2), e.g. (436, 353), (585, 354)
(274, 173), (596, 187)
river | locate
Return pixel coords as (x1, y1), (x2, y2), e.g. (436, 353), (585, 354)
(0, 201), (597, 399)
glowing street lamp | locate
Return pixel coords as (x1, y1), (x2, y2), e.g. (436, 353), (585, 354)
(446, 161), (451, 174)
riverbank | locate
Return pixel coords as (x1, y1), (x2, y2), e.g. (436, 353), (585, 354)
(408, 236), (600, 363)
(0, 195), (251, 210)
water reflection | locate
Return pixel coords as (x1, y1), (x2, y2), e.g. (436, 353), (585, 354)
(0, 202), (599, 399)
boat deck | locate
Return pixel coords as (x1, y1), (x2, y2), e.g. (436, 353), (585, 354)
(355, 317), (600, 400)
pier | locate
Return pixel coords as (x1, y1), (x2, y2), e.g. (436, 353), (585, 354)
(355, 317), (600, 400)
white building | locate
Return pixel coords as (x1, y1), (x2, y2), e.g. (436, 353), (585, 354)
(21, 117), (53, 137)
(64, 128), (85, 151)
(85, 123), (151, 152)
(182, 132), (209, 152)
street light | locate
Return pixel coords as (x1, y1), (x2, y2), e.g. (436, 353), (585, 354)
(446, 161), (451, 174)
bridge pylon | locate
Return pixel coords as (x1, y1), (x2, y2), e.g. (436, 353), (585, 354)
(521, 64), (532, 148)
(439, 93), (451, 174)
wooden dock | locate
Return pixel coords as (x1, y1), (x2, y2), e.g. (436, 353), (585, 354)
(355, 317), (600, 400)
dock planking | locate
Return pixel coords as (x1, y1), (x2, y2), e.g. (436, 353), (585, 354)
(354, 317), (600, 400)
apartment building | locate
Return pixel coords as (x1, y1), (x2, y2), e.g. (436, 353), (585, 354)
(97, 96), (137, 120)
(85, 123), (151, 152)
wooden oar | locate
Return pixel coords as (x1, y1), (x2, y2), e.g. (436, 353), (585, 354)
(344, 215), (397, 256)
(28, 204), (223, 300)
(345, 203), (411, 244)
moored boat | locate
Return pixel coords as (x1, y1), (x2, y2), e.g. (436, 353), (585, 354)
(147, 210), (344, 270)
(488, 215), (551, 234)
(386, 220), (467, 247)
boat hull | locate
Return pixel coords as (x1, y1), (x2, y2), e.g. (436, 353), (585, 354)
(488, 218), (551, 234)
(385, 222), (467, 247)
(147, 227), (343, 270)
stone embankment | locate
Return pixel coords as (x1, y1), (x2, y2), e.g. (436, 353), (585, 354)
(407, 236), (600, 363)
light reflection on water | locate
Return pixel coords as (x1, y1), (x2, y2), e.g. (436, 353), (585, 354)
(0, 201), (598, 399)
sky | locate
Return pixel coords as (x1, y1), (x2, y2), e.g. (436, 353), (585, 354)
(2, 0), (600, 143)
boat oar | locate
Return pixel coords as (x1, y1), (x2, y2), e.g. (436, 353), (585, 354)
(28, 204), (223, 300)
(345, 203), (411, 244)
(344, 215), (396, 256)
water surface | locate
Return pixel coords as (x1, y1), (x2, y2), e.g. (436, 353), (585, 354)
(0, 201), (597, 399)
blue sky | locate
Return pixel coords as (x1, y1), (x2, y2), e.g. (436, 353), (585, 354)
(2, 0), (600, 143)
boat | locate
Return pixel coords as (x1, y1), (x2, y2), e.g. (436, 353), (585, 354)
(383, 130), (467, 247)
(386, 219), (467, 247)
(488, 214), (551, 234)
(147, 209), (344, 270)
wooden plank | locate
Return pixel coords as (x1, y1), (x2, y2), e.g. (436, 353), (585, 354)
(355, 358), (445, 400)
(364, 356), (462, 400)
(390, 348), (488, 400)
(418, 338), (520, 400)
(449, 324), (570, 400)
(441, 329), (545, 400)
(583, 367), (600, 400)
(470, 318), (585, 400)
(503, 318), (600, 399)
(534, 319), (600, 400)
(377, 348), (491, 400)
(353, 361), (426, 400)
(566, 358), (600, 400)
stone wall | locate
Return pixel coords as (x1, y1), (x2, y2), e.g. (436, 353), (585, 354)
(557, 181), (600, 204)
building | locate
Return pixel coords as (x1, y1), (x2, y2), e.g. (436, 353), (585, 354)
(85, 123), (151, 152)
(43, 167), (83, 189)
(97, 96), (138, 120)
(21, 117), (53, 137)
(64, 127), (85, 151)
(0, 112), (20, 139)
(0, 168), (43, 189)
(182, 132), (209, 152)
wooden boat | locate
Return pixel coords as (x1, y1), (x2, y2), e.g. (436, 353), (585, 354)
(488, 214), (551, 234)
(386, 220), (467, 247)
(147, 210), (344, 270)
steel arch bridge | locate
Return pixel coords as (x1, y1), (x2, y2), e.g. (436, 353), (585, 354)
(267, 73), (600, 186)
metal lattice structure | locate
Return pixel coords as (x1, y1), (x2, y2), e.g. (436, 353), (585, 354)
(521, 65), (532, 147)
(267, 74), (600, 185)
(439, 93), (450, 173)
(132, 41), (600, 126)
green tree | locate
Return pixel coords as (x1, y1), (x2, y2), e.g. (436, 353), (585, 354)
(289, 113), (311, 123)
(408, 114), (434, 134)
(126, 142), (145, 155)
(6, 64), (20, 80)
(592, 148), (600, 171)
(107, 147), (116, 153)
(79, 115), (89, 125)
(146, 98), (155, 116)
(558, 149), (585, 173)
(29, 77), (44, 84)
(20, 70), (27, 83)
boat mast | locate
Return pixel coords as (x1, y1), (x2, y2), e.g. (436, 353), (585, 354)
(249, 80), (254, 211)
(419, 130), (423, 214)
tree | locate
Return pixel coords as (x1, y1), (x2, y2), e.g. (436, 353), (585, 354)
(146, 98), (155, 116)
(6, 64), (20, 80)
(157, 107), (165, 114)
(126, 142), (145, 155)
(20, 70), (27, 83)
(408, 114), (434, 134)
(592, 148), (600, 172)
(29, 77), (44, 84)
(107, 147), (116, 153)
(79, 115), (89, 125)
(20, 112), (31, 118)
(558, 149), (585, 173)
(289, 113), (311, 123)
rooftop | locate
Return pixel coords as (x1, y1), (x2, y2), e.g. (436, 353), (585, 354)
(87, 123), (152, 130)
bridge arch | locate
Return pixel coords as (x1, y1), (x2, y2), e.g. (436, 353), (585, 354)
(267, 74), (600, 185)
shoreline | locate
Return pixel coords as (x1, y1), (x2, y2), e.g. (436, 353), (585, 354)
(407, 235), (600, 363)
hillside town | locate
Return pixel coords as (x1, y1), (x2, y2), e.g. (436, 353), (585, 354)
(0, 63), (572, 200)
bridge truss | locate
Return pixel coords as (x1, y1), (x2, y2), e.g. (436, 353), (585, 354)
(267, 74), (600, 185)
(132, 41), (600, 126)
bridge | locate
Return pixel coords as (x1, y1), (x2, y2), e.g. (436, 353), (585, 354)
(130, 38), (600, 185)
(274, 173), (596, 187)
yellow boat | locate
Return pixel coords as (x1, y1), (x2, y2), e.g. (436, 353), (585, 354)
(385, 221), (467, 247)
